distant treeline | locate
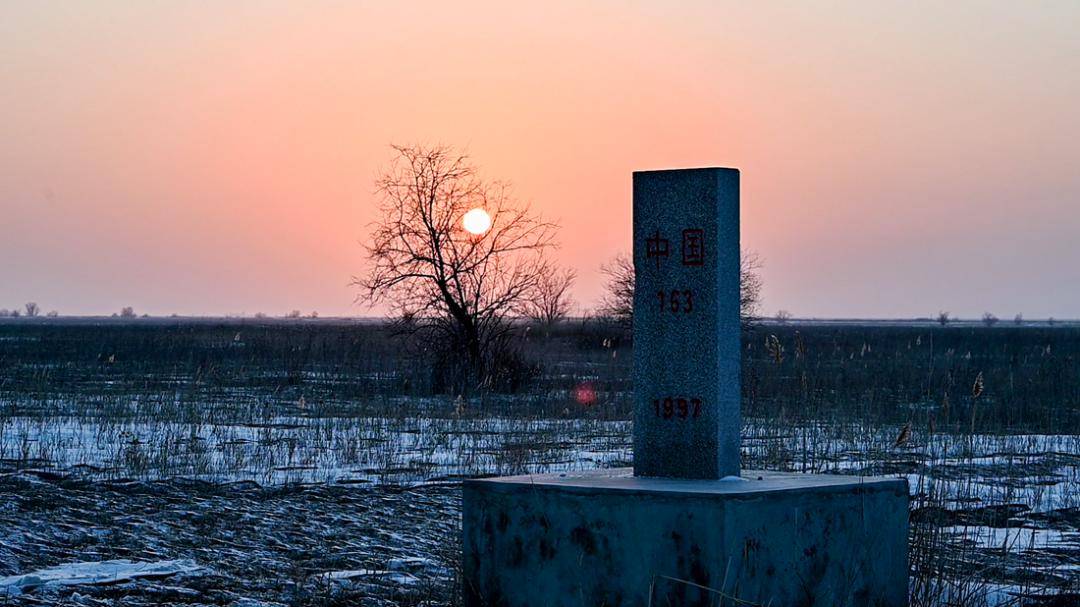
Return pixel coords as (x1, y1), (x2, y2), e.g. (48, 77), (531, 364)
(0, 320), (1076, 432)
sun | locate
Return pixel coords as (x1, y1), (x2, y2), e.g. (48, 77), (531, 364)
(462, 208), (492, 235)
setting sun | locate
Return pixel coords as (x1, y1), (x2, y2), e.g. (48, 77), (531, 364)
(462, 208), (492, 235)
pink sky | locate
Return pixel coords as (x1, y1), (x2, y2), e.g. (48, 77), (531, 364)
(2, 2), (1078, 318)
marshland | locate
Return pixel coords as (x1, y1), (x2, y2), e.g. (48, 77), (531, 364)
(1, 318), (1077, 605)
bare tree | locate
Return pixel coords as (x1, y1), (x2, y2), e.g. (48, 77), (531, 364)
(1013, 313), (1023, 326)
(285, 310), (302, 319)
(599, 253), (634, 328)
(356, 144), (557, 384)
(599, 250), (763, 329)
(774, 309), (792, 324)
(740, 252), (763, 327)
(982, 312), (999, 327)
(937, 311), (951, 326)
(527, 267), (576, 328)
(120, 306), (136, 318)
(24, 302), (39, 317)
(46, 310), (59, 318)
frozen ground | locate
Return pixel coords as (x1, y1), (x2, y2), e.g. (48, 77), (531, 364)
(2, 320), (1080, 605)
(2, 412), (1079, 605)
(1, 559), (203, 597)
(0, 473), (459, 606)
(0, 413), (633, 486)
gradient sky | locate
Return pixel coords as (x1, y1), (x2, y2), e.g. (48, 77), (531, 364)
(2, 2), (1078, 318)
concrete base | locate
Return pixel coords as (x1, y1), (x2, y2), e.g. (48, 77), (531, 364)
(463, 469), (908, 607)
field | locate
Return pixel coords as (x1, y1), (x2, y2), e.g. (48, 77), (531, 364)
(1, 319), (1079, 606)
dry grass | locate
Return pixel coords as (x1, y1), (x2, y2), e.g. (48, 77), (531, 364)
(1, 319), (1079, 605)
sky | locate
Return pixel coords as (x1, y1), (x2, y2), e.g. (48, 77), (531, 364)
(1, 1), (1078, 319)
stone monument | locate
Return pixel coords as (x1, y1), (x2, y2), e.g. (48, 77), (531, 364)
(632, 168), (741, 479)
(463, 168), (909, 606)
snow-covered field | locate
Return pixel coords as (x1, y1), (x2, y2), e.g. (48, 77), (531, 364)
(2, 320), (1080, 605)
(0, 412), (633, 486)
(2, 409), (1079, 605)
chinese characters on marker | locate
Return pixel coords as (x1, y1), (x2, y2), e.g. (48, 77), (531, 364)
(645, 230), (670, 270)
(646, 227), (706, 420)
(681, 229), (704, 266)
(646, 228), (705, 269)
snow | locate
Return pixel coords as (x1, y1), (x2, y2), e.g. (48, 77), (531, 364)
(0, 414), (634, 486)
(943, 525), (1073, 550)
(319, 556), (439, 587)
(321, 569), (420, 585)
(0, 559), (203, 596)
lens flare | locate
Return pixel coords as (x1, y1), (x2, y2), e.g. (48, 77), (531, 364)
(574, 382), (598, 407)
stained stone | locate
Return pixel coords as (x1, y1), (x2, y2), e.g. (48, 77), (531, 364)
(463, 469), (910, 607)
(633, 168), (741, 479)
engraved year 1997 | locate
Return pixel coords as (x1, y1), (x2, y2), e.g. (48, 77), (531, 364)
(652, 397), (702, 420)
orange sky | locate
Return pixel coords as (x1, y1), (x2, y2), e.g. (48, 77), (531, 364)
(2, 2), (1078, 318)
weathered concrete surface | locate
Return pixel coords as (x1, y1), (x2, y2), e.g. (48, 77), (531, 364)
(632, 168), (741, 479)
(463, 469), (908, 607)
